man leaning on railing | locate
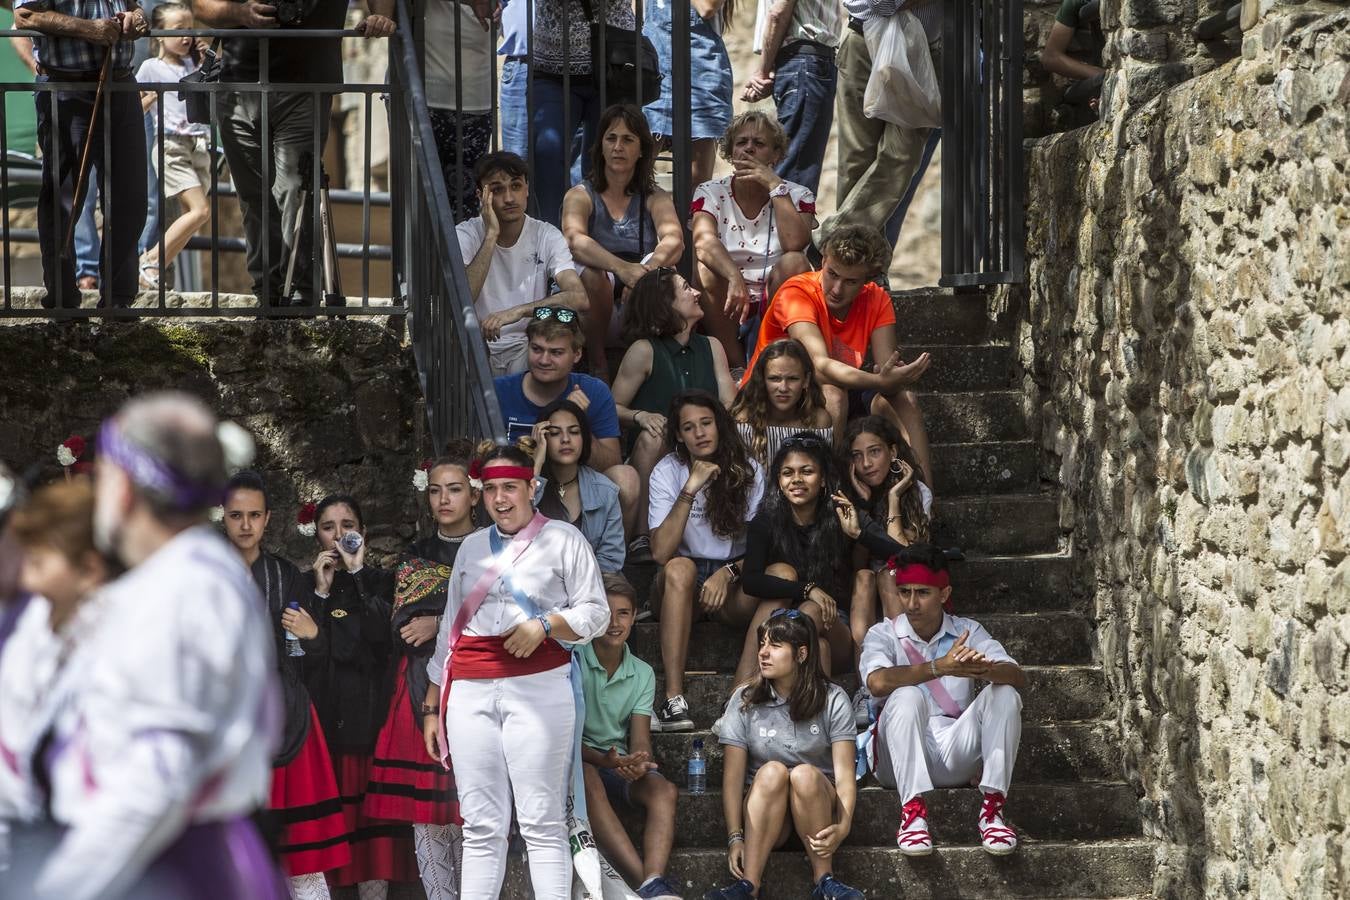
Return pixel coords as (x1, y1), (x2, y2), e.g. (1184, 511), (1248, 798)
(191, 0), (393, 310)
(14, 0), (150, 309)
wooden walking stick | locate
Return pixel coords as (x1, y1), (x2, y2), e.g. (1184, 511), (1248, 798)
(62, 47), (113, 260)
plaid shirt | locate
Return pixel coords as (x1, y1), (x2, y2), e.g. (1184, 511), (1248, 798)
(18, 0), (136, 72)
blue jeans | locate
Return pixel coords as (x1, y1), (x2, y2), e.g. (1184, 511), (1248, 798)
(772, 49), (836, 195)
(499, 57), (529, 158)
(73, 184), (99, 281)
(139, 110), (161, 256)
(529, 73), (600, 227)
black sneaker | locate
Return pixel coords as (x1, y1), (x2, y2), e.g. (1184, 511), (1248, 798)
(812, 873), (864, 900)
(652, 694), (694, 732)
(628, 534), (654, 566)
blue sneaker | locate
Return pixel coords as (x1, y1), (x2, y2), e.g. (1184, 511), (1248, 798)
(812, 873), (865, 900)
(637, 875), (683, 900)
(702, 879), (756, 900)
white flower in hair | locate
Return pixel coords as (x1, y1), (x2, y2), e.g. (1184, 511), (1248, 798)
(0, 475), (14, 512)
(217, 421), (256, 473)
(56, 445), (76, 467)
(209, 505), (225, 523)
(412, 468), (429, 492)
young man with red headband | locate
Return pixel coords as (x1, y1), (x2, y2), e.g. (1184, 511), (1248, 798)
(857, 543), (1025, 856)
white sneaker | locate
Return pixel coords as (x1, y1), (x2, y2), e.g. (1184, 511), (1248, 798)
(851, 687), (872, 727)
(978, 791), (1018, 855)
(896, 796), (933, 856)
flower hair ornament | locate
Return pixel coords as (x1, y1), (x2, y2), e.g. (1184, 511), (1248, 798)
(209, 505), (225, 523)
(296, 502), (317, 537)
(467, 459), (484, 491)
(56, 434), (92, 477)
(412, 459), (432, 492)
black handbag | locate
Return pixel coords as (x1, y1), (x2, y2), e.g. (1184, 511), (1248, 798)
(179, 48), (221, 126)
(579, 0), (662, 107)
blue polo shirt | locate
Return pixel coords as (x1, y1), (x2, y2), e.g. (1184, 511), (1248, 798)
(579, 643), (656, 756)
(495, 372), (622, 443)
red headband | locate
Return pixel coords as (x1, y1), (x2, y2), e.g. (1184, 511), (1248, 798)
(889, 562), (951, 590)
(479, 464), (534, 482)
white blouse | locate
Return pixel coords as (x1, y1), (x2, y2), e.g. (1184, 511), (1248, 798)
(29, 526), (280, 900)
(427, 518), (610, 685)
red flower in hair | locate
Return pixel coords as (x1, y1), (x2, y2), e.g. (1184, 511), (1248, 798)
(297, 503), (316, 525)
(468, 459), (484, 480)
(63, 434), (86, 458)
(419, 458), (433, 471)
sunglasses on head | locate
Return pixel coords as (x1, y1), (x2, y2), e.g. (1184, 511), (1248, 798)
(533, 306), (578, 324)
(768, 607), (804, 621)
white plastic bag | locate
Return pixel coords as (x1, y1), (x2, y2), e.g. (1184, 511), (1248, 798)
(569, 795), (641, 900)
(862, 10), (942, 130)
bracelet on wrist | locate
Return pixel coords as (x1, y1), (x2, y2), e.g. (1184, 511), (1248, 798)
(929, 659), (939, 679)
(722, 563), (740, 584)
(419, 704), (438, 718)
(802, 581), (817, 603)
(536, 613), (553, 637)
(727, 831), (744, 846)
(678, 490), (698, 504)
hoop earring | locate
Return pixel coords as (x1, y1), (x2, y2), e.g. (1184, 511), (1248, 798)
(890, 459), (904, 476)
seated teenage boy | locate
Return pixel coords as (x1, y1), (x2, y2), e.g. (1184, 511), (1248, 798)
(859, 543), (1026, 856)
(458, 151), (588, 376)
(579, 573), (683, 900)
(495, 312), (641, 534)
(742, 224), (935, 485)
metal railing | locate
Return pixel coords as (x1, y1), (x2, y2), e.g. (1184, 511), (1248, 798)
(389, 0), (505, 446)
(940, 0), (1025, 288)
(0, 27), (400, 315)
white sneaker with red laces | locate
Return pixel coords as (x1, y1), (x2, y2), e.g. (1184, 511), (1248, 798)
(978, 791), (1018, 855)
(896, 796), (933, 856)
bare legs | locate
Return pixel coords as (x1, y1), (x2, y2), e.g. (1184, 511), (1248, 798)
(140, 185), (210, 284)
(658, 557), (756, 700)
(581, 765), (679, 887)
(739, 762), (841, 891)
(581, 266), (616, 382)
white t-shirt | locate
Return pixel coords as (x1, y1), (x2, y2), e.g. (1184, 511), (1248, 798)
(689, 176), (816, 290)
(136, 56), (209, 138)
(456, 216), (576, 348)
(648, 453), (766, 561)
(424, 0), (494, 112)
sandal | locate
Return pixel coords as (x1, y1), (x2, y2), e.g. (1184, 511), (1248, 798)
(138, 261), (160, 290)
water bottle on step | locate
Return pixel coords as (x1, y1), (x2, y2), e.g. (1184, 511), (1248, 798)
(688, 738), (707, 795)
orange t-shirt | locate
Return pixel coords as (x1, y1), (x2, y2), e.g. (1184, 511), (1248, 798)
(742, 271), (896, 383)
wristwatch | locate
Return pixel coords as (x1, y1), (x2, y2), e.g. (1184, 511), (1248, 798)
(768, 182), (791, 199)
(536, 613), (553, 637)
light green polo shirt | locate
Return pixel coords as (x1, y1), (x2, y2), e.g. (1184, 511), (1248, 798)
(580, 642), (656, 757)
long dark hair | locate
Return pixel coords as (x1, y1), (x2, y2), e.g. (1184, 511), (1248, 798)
(730, 339), (828, 466)
(760, 433), (846, 590)
(524, 399), (592, 521)
(666, 390), (757, 540)
(842, 416), (930, 542)
(620, 267), (685, 345)
(740, 611), (828, 721)
(591, 104), (657, 196)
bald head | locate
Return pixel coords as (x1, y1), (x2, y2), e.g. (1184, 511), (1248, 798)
(111, 392), (227, 518)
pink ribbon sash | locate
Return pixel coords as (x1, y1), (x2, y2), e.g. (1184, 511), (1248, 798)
(900, 638), (965, 719)
(434, 512), (549, 766)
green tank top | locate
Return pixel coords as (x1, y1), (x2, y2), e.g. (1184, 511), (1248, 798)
(629, 334), (719, 422)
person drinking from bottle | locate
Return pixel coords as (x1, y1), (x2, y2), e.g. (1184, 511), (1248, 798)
(422, 442), (610, 899)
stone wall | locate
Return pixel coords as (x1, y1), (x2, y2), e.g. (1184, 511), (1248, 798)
(1008, 6), (1348, 896)
(0, 319), (430, 565)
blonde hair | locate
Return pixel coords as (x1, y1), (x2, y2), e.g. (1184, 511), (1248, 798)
(151, 3), (193, 59)
(718, 111), (788, 164)
(820, 224), (891, 276)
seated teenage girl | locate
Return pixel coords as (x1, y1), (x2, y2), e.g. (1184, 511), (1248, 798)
(731, 338), (834, 467)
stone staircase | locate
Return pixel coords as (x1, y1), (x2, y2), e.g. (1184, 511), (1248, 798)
(557, 289), (1155, 899)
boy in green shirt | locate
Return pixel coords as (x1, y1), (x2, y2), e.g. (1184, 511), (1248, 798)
(580, 574), (683, 900)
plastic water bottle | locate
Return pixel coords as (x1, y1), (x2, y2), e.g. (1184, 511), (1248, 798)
(338, 531), (364, 555)
(285, 601), (305, 658)
(688, 738), (707, 795)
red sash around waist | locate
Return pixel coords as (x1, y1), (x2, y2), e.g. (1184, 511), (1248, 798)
(449, 634), (570, 681)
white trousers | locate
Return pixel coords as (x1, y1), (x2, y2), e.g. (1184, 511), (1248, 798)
(874, 683), (1022, 802)
(445, 665), (575, 900)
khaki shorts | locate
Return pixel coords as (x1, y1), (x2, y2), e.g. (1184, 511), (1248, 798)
(150, 133), (211, 199)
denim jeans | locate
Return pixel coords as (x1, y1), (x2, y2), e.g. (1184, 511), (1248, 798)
(499, 57), (529, 159)
(528, 73), (600, 227)
(73, 184), (99, 281)
(139, 110), (161, 256)
(772, 49), (836, 195)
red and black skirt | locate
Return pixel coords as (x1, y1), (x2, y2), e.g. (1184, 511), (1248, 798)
(326, 752), (420, 886)
(268, 705), (352, 877)
(364, 656), (461, 825)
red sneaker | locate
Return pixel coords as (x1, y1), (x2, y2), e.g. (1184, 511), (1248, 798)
(896, 795), (933, 856)
(978, 791), (1018, 855)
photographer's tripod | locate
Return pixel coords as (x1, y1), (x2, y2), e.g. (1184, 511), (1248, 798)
(283, 153), (345, 308)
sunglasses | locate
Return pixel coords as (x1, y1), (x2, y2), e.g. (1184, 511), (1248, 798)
(533, 306), (578, 324)
(768, 607), (804, 621)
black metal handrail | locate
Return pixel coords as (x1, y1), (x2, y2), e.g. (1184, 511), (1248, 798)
(941, 0), (1025, 288)
(389, 0), (506, 447)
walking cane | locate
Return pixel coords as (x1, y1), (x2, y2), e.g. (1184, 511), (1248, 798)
(62, 48), (113, 260)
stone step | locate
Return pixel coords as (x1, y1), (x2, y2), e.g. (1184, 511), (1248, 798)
(901, 344), (1014, 393)
(650, 721), (1122, 784)
(931, 494), (1063, 555)
(931, 441), (1038, 495)
(919, 391), (1029, 443)
(632, 612), (1092, 673)
(501, 839), (1156, 898)
(892, 289), (1012, 345)
(657, 667), (1107, 730)
(617, 783), (1141, 847)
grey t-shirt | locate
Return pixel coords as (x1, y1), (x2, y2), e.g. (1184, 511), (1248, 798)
(716, 683), (856, 781)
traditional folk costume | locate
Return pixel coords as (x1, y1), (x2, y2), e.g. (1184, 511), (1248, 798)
(365, 534), (467, 900)
(250, 552), (352, 898)
(858, 561), (1023, 856)
(427, 511), (610, 900)
(304, 564), (419, 889)
(0, 527), (287, 900)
